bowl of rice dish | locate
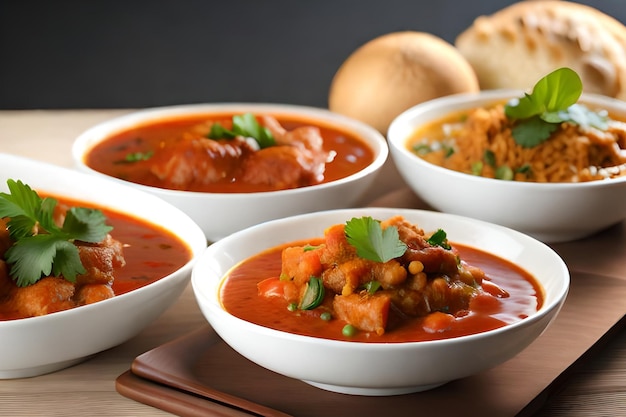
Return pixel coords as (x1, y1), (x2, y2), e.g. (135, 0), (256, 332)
(387, 68), (626, 242)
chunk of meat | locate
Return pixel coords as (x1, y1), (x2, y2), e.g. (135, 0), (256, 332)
(322, 257), (372, 295)
(75, 234), (126, 286)
(74, 284), (114, 305)
(0, 218), (10, 258)
(280, 246), (323, 287)
(239, 145), (324, 190)
(0, 260), (12, 299)
(9, 277), (75, 317)
(150, 115), (334, 190)
(240, 116), (332, 189)
(333, 292), (391, 335)
(150, 137), (253, 188)
(319, 224), (357, 266)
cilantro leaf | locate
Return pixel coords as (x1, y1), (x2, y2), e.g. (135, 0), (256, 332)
(426, 229), (451, 250)
(344, 217), (407, 263)
(123, 151), (153, 163)
(5, 235), (85, 286)
(208, 113), (276, 149)
(0, 179), (113, 286)
(63, 207), (112, 243)
(510, 116), (559, 148)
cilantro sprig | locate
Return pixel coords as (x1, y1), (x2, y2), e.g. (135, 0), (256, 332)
(208, 113), (276, 149)
(0, 179), (113, 287)
(344, 217), (407, 263)
(426, 229), (451, 250)
(504, 67), (608, 148)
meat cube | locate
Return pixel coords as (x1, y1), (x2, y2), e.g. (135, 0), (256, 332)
(281, 246), (323, 287)
(75, 234), (125, 286)
(333, 292), (391, 335)
(10, 277), (75, 317)
(74, 284), (114, 305)
(322, 257), (371, 295)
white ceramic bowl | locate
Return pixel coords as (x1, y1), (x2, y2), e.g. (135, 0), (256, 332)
(0, 153), (207, 378)
(72, 103), (388, 241)
(387, 90), (626, 242)
(191, 207), (569, 396)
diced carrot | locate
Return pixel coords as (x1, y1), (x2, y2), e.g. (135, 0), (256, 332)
(257, 277), (299, 303)
(281, 246), (323, 286)
(257, 277), (286, 298)
(422, 311), (455, 333)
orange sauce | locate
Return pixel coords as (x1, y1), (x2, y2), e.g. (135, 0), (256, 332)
(0, 195), (192, 320)
(220, 239), (543, 343)
(84, 113), (375, 192)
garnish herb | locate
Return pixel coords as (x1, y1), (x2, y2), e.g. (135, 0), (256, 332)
(471, 161), (483, 176)
(0, 179), (113, 287)
(483, 150), (496, 168)
(364, 280), (381, 295)
(299, 276), (325, 310)
(124, 151), (153, 162)
(208, 113), (276, 149)
(516, 164), (532, 175)
(344, 217), (407, 263)
(505, 67), (608, 147)
(412, 143), (433, 155)
(495, 165), (514, 181)
(426, 228), (451, 250)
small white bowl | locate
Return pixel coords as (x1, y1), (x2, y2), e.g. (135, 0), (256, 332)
(387, 90), (626, 242)
(72, 103), (388, 241)
(192, 207), (569, 396)
(0, 153), (207, 378)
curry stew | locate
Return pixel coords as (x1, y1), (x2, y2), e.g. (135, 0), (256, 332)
(220, 216), (543, 343)
(85, 113), (375, 193)
(0, 195), (192, 320)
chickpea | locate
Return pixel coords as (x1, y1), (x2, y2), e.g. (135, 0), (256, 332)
(408, 260), (424, 275)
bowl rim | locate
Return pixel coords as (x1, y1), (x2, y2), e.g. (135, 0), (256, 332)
(192, 207), (570, 350)
(387, 89), (626, 189)
(72, 102), (389, 197)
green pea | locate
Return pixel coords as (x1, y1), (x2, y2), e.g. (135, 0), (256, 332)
(320, 312), (332, 321)
(342, 324), (357, 337)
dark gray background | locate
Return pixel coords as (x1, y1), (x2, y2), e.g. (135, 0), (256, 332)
(1, 0), (624, 109)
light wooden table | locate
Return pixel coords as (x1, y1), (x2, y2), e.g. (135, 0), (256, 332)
(0, 110), (623, 416)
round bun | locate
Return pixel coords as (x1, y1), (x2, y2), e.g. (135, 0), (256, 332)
(328, 31), (479, 134)
(455, 1), (626, 99)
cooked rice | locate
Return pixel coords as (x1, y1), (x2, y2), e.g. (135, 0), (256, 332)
(411, 104), (626, 183)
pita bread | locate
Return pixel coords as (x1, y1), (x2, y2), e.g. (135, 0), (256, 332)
(455, 1), (626, 99)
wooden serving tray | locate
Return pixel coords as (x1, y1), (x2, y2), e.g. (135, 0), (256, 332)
(116, 188), (626, 416)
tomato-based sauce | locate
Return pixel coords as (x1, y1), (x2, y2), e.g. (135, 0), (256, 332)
(0, 195), (192, 320)
(220, 239), (543, 343)
(84, 113), (375, 193)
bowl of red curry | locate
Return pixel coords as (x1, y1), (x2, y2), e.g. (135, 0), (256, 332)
(191, 207), (569, 396)
(72, 103), (388, 241)
(0, 153), (207, 378)
(388, 68), (626, 242)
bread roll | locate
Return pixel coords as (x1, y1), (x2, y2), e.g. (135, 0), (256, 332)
(329, 31), (479, 134)
(455, 1), (626, 99)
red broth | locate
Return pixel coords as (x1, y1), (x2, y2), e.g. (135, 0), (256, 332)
(0, 195), (192, 320)
(220, 240), (544, 343)
(84, 113), (375, 193)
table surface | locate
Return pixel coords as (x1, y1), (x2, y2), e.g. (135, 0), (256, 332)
(0, 109), (624, 416)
